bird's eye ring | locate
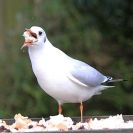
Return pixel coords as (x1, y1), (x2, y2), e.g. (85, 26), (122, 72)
(39, 31), (42, 36)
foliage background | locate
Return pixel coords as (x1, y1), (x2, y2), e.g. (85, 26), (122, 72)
(0, 0), (133, 118)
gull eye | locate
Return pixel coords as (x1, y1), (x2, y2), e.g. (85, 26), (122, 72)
(39, 31), (42, 36)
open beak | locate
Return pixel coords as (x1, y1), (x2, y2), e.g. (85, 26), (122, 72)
(25, 28), (37, 39)
(21, 28), (37, 49)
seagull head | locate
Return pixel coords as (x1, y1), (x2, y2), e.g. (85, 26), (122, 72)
(21, 26), (46, 49)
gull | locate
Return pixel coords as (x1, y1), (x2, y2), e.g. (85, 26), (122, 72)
(22, 26), (123, 122)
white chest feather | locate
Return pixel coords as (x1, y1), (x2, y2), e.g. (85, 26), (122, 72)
(28, 42), (96, 103)
(28, 44), (73, 96)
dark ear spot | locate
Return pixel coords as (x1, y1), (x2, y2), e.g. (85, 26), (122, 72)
(39, 31), (42, 36)
(44, 37), (46, 43)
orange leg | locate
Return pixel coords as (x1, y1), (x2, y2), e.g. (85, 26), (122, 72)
(80, 101), (83, 122)
(58, 104), (62, 114)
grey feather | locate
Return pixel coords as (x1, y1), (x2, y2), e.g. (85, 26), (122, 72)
(69, 58), (108, 87)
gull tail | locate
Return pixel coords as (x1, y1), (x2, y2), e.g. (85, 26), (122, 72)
(95, 77), (125, 95)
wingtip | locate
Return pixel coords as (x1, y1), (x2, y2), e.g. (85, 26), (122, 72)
(101, 78), (126, 86)
(109, 79), (126, 83)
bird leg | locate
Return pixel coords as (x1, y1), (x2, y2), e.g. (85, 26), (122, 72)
(80, 101), (83, 122)
(58, 104), (62, 114)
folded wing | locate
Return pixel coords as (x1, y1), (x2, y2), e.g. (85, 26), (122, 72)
(68, 58), (111, 87)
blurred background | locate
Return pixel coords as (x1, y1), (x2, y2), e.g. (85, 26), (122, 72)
(0, 0), (133, 118)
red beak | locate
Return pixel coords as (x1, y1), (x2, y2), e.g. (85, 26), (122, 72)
(21, 28), (37, 49)
(25, 28), (37, 39)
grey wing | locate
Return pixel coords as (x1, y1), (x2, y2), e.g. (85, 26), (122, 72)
(68, 59), (109, 87)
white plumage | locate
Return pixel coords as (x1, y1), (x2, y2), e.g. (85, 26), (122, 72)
(22, 26), (120, 121)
